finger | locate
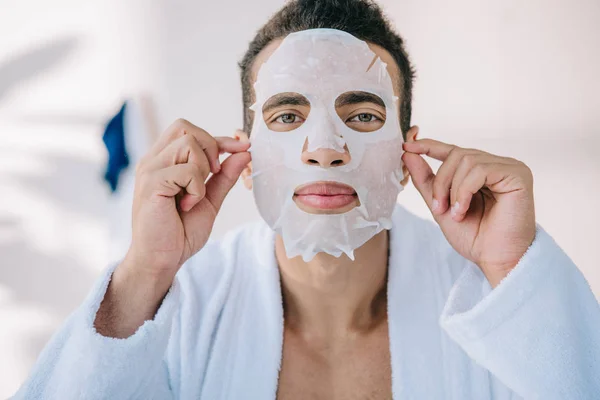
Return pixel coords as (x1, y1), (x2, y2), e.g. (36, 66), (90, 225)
(452, 163), (513, 221)
(450, 155), (522, 209)
(144, 134), (211, 180)
(451, 163), (491, 221)
(402, 152), (435, 210)
(431, 147), (471, 215)
(216, 136), (251, 154)
(204, 151), (251, 211)
(403, 139), (456, 161)
(149, 119), (221, 174)
(179, 138), (248, 211)
(151, 163), (206, 211)
(449, 154), (491, 208)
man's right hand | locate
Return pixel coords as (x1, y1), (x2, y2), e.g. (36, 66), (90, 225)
(126, 118), (251, 278)
(95, 119), (250, 338)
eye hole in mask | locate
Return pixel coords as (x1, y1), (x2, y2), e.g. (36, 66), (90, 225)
(260, 90), (387, 134)
(334, 91), (386, 133)
(262, 92), (311, 132)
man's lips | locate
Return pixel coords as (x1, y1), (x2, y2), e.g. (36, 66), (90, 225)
(294, 181), (358, 210)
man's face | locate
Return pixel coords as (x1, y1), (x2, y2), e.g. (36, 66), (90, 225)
(246, 29), (408, 261)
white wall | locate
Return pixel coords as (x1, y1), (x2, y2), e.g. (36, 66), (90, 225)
(1, 0), (599, 396)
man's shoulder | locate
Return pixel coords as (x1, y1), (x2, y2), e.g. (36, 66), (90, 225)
(166, 221), (275, 351)
(391, 205), (469, 275)
(176, 220), (273, 296)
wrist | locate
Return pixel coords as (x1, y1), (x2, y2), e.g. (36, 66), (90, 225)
(483, 268), (513, 289)
(95, 259), (174, 338)
(480, 232), (536, 289)
(120, 248), (178, 284)
(114, 256), (175, 298)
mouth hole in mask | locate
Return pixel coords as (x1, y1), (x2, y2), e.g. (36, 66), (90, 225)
(334, 91), (386, 133)
(262, 92), (311, 132)
(292, 180), (360, 215)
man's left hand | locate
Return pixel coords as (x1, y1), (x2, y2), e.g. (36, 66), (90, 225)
(402, 137), (536, 288)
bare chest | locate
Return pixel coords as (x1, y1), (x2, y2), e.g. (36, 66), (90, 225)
(276, 323), (392, 400)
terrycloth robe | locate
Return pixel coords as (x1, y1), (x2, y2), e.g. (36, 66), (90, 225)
(13, 205), (600, 399)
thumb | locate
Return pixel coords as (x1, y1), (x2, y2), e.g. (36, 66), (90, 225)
(204, 151), (251, 211)
(402, 152), (436, 211)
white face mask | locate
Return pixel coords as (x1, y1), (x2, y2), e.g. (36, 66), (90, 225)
(249, 28), (405, 262)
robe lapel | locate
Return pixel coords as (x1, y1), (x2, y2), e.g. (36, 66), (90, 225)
(201, 224), (284, 400)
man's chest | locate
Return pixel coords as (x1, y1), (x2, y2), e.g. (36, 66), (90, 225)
(276, 323), (392, 400)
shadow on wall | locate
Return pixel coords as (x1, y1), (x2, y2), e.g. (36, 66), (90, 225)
(10, 152), (109, 217)
(0, 36), (79, 101)
(0, 151), (109, 369)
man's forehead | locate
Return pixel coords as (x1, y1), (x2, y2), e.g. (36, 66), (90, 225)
(250, 35), (402, 97)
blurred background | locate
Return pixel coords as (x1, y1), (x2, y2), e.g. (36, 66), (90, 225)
(1, 0), (599, 396)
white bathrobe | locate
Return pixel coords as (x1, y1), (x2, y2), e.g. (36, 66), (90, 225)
(13, 205), (600, 399)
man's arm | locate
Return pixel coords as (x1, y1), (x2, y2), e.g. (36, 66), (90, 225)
(95, 259), (174, 339)
(13, 120), (250, 398)
(12, 263), (179, 400)
(403, 136), (600, 397)
(440, 226), (600, 398)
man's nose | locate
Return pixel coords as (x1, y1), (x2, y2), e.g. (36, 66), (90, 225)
(301, 146), (351, 167)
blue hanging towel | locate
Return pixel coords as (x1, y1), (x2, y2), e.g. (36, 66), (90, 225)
(102, 102), (129, 192)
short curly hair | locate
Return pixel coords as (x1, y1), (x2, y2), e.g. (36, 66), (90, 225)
(238, 0), (415, 139)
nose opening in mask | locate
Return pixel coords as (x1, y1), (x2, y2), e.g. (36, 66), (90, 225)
(301, 137), (351, 167)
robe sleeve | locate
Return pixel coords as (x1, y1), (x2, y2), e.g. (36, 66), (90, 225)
(12, 264), (179, 400)
(440, 225), (600, 399)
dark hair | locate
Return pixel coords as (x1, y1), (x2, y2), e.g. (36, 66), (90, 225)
(238, 0), (415, 138)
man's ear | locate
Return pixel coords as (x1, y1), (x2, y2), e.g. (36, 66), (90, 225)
(400, 125), (419, 186)
(234, 129), (253, 190)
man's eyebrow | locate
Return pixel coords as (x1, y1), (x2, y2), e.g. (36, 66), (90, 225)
(262, 93), (310, 113)
(335, 91), (385, 108)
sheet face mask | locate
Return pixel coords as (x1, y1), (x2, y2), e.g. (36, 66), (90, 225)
(250, 28), (405, 262)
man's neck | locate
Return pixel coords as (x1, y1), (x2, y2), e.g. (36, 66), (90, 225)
(275, 230), (389, 340)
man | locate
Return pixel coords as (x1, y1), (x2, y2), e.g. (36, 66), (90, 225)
(14, 0), (600, 399)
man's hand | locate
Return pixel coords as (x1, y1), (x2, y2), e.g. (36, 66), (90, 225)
(95, 119), (250, 338)
(402, 138), (536, 288)
(126, 119), (250, 278)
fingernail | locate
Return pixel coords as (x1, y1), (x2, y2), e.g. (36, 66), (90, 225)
(451, 202), (459, 217)
(432, 198), (439, 212)
(215, 159), (221, 172)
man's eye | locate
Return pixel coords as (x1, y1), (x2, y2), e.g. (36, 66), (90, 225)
(349, 113), (379, 123)
(275, 113), (301, 124)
